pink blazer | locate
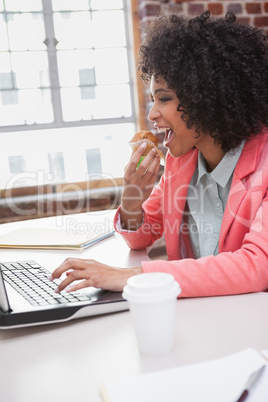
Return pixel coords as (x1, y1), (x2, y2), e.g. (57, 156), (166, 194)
(114, 131), (268, 297)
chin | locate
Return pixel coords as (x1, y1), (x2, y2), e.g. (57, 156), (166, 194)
(168, 145), (196, 158)
(167, 148), (184, 158)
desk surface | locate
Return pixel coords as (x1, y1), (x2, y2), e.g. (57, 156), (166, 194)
(0, 212), (268, 402)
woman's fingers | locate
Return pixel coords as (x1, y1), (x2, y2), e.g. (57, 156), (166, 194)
(50, 258), (143, 293)
(125, 143), (147, 173)
(121, 147), (160, 214)
(50, 258), (102, 293)
(140, 150), (160, 180)
(50, 258), (87, 280)
(55, 273), (94, 294)
(126, 143), (159, 176)
(125, 150), (160, 186)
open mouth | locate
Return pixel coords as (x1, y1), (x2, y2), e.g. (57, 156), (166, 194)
(163, 129), (174, 148)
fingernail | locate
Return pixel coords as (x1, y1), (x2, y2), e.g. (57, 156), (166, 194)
(140, 142), (147, 149)
(54, 287), (60, 294)
(48, 275), (53, 281)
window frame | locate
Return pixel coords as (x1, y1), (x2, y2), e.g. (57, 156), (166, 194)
(0, 0), (138, 133)
(0, 0), (147, 222)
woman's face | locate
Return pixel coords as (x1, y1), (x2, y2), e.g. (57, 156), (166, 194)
(148, 75), (209, 158)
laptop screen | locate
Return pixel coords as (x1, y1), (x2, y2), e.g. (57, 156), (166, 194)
(0, 267), (11, 313)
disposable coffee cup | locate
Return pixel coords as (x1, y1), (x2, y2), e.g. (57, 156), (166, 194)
(123, 273), (181, 356)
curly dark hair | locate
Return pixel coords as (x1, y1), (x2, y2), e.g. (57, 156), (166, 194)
(138, 11), (268, 152)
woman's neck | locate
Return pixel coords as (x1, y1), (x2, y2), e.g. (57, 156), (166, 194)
(198, 138), (225, 172)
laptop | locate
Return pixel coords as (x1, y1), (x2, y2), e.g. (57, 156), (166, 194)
(0, 259), (127, 329)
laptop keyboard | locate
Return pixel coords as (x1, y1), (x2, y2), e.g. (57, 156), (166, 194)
(0, 260), (91, 306)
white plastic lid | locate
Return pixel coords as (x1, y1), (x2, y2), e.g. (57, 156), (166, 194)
(123, 273), (181, 303)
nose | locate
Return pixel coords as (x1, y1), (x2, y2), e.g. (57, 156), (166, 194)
(148, 101), (160, 122)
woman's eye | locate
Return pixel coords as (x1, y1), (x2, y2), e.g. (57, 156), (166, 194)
(160, 98), (170, 103)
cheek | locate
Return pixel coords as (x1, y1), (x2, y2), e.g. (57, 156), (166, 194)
(174, 123), (198, 142)
(172, 132), (197, 155)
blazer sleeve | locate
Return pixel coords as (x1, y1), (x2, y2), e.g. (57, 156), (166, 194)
(113, 174), (165, 250)
(142, 191), (268, 297)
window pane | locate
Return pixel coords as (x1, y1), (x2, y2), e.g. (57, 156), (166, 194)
(86, 148), (102, 177)
(52, 0), (123, 11)
(91, 0), (123, 10)
(61, 84), (132, 122)
(0, 72), (16, 90)
(0, 89), (53, 126)
(79, 68), (96, 86)
(1, 89), (18, 105)
(95, 48), (129, 85)
(54, 12), (93, 49)
(5, 0), (42, 12)
(7, 13), (46, 50)
(94, 85), (132, 119)
(92, 11), (126, 48)
(61, 87), (92, 121)
(18, 89), (53, 124)
(0, 53), (13, 89)
(11, 52), (50, 89)
(0, 15), (9, 50)
(57, 50), (95, 87)
(52, 0), (89, 11)
(0, 124), (135, 188)
(9, 155), (26, 173)
(48, 152), (65, 182)
(0, 0), (136, 183)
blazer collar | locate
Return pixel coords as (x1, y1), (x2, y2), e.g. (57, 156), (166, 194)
(219, 132), (268, 250)
(234, 132), (268, 180)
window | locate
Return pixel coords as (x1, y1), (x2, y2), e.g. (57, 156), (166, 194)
(0, 0), (137, 190)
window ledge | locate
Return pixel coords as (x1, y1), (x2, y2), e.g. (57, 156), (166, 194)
(0, 180), (123, 223)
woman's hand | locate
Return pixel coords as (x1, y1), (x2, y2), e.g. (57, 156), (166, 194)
(121, 142), (160, 229)
(49, 258), (142, 293)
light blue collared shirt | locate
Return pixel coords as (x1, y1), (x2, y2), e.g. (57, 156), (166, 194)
(186, 142), (245, 258)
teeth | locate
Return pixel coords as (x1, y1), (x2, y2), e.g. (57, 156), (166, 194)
(157, 127), (170, 133)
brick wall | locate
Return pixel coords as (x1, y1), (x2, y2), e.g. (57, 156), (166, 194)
(134, 0), (268, 130)
(137, 0), (268, 35)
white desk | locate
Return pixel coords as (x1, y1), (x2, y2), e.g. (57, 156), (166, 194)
(0, 212), (268, 402)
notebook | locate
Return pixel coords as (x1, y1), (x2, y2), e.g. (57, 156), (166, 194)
(0, 259), (127, 329)
(0, 227), (115, 250)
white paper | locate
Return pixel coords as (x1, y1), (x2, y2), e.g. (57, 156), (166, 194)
(99, 348), (268, 402)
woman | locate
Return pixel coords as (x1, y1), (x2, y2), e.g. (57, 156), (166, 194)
(51, 11), (268, 297)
